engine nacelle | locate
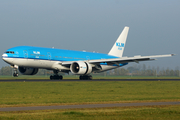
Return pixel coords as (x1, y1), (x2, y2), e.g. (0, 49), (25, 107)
(70, 61), (92, 75)
(18, 67), (38, 75)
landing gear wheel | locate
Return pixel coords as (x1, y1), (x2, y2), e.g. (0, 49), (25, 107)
(59, 76), (63, 80)
(50, 75), (63, 80)
(50, 75), (53, 80)
(13, 73), (18, 77)
(50, 70), (63, 80)
(89, 76), (92, 80)
(79, 75), (92, 80)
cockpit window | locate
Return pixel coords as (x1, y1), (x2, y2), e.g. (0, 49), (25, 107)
(5, 51), (14, 54)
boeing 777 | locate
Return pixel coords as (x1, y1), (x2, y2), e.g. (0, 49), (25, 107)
(2, 27), (174, 80)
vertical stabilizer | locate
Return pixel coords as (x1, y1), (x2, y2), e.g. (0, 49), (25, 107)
(108, 26), (129, 57)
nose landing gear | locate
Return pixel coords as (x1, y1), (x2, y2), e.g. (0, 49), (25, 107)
(13, 65), (18, 77)
(13, 72), (18, 77)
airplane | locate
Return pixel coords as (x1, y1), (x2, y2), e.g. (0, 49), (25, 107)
(2, 26), (174, 80)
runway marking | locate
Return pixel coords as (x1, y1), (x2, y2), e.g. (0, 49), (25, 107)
(0, 102), (180, 112)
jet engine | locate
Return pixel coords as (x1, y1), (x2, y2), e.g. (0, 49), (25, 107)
(18, 67), (39, 75)
(70, 61), (92, 75)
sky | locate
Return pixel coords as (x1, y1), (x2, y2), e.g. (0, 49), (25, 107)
(0, 0), (179, 69)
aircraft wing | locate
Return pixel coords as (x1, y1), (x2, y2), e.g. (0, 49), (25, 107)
(88, 54), (174, 65)
(61, 54), (174, 66)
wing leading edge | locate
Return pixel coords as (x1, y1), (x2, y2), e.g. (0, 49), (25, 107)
(61, 54), (175, 66)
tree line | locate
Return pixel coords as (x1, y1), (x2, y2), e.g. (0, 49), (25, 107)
(0, 66), (52, 76)
(97, 64), (180, 77)
(0, 64), (180, 77)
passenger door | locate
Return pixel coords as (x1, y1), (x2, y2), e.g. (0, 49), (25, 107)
(47, 52), (51, 60)
(23, 50), (28, 59)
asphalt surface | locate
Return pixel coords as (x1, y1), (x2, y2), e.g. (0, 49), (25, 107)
(0, 102), (180, 112)
(0, 79), (180, 82)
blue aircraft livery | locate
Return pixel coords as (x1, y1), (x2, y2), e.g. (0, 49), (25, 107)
(116, 42), (125, 50)
(2, 26), (174, 80)
(116, 42), (125, 47)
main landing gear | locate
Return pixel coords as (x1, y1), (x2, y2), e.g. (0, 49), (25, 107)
(50, 70), (63, 80)
(79, 75), (92, 80)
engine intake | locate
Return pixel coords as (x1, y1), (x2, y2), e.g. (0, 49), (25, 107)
(70, 61), (92, 75)
(19, 67), (38, 75)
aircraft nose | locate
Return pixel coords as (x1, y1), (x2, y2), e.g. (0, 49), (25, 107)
(2, 53), (8, 61)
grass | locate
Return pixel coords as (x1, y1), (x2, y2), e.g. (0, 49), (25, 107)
(0, 81), (179, 107)
(0, 105), (180, 120)
(0, 81), (180, 119)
